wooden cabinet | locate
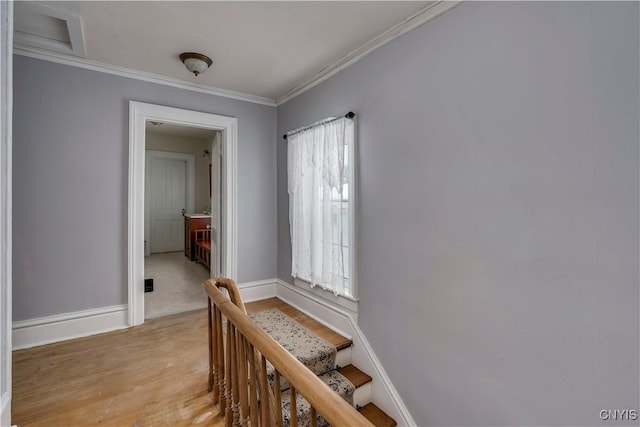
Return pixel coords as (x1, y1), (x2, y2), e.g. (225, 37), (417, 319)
(184, 216), (211, 261)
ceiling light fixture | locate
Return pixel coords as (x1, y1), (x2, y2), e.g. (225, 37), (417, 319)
(179, 52), (213, 76)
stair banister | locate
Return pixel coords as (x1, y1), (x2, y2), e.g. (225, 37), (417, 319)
(204, 278), (374, 427)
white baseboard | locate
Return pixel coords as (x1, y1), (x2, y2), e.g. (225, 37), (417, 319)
(11, 278), (275, 351)
(238, 279), (277, 303)
(12, 304), (128, 350)
(0, 392), (10, 427)
(275, 279), (354, 341)
(349, 320), (416, 427)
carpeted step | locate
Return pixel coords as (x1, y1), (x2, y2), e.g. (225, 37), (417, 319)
(246, 298), (352, 350)
(249, 308), (337, 391)
(246, 303), (397, 426)
(281, 369), (355, 427)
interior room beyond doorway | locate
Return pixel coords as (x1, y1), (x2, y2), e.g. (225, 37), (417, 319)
(143, 121), (221, 318)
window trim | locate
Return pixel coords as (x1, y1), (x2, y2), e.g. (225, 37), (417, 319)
(293, 277), (359, 315)
(347, 121), (358, 299)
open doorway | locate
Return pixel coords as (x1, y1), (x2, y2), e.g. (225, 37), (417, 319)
(128, 101), (237, 327)
(143, 121), (220, 318)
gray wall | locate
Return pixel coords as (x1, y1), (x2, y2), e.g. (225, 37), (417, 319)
(277, 2), (639, 426)
(13, 56), (277, 321)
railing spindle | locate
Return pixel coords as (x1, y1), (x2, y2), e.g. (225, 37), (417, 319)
(260, 355), (270, 426)
(230, 325), (240, 426)
(237, 334), (249, 427)
(290, 386), (298, 427)
(310, 407), (317, 427)
(208, 298), (214, 392)
(224, 320), (233, 427)
(274, 370), (283, 426)
(247, 342), (259, 427)
(215, 306), (224, 406)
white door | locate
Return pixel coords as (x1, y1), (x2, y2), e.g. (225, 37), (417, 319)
(150, 157), (186, 252)
(147, 151), (195, 253)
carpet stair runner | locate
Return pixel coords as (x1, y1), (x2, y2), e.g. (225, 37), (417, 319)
(249, 307), (397, 427)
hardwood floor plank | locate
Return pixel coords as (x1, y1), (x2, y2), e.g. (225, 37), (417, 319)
(12, 309), (223, 427)
(13, 297), (352, 426)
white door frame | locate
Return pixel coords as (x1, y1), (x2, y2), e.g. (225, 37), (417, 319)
(144, 150), (195, 256)
(129, 101), (237, 327)
(0, 1), (12, 424)
(211, 133), (222, 276)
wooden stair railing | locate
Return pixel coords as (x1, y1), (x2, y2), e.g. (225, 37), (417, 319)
(204, 278), (374, 427)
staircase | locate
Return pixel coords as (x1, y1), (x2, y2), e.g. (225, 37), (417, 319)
(246, 298), (397, 427)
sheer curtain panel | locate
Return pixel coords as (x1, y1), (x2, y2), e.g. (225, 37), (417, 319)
(287, 116), (354, 296)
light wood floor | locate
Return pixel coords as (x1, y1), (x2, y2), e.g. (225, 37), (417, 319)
(12, 298), (349, 427)
(13, 309), (220, 427)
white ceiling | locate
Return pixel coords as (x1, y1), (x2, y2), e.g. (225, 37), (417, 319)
(21, 1), (433, 103)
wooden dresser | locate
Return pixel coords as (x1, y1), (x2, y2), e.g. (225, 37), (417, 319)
(184, 215), (211, 261)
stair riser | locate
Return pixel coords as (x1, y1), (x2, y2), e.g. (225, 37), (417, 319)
(335, 347), (351, 368)
(353, 382), (372, 409)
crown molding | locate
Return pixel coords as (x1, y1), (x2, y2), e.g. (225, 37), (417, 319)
(14, 1), (460, 109)
(275, 0), (461, 106)
(14, 46), (277, 107)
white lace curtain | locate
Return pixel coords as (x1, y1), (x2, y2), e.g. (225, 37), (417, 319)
(287, 116), (354, 296)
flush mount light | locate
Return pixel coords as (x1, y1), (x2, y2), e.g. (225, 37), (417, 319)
(179, 52), (213, 76)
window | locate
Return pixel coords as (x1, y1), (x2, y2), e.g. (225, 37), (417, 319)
(287, 115), (356, 298)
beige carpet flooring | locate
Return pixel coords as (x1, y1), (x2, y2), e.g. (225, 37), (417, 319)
(144, 251), (210, 319)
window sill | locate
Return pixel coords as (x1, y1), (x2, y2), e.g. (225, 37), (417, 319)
(292, 278), (359, 314)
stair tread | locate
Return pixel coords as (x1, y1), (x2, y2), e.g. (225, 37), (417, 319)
(359, 403), (397, 427)
(338, 364), (372, 388)
(250, 309), (337, 384)
(245, 297), (352, 350)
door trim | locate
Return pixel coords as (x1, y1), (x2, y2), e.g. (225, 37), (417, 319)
(128, 101), (238, 327)
(0, 1), (12, 424)
(144, 150), (195, 255)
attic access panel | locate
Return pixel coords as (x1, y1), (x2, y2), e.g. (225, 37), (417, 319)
(14, 2), (86, 57)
